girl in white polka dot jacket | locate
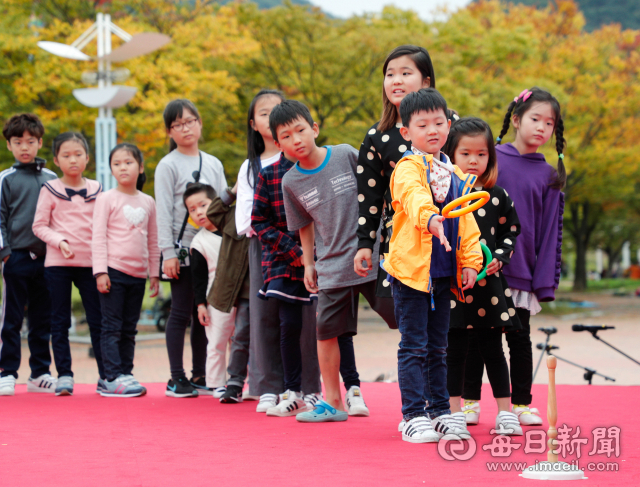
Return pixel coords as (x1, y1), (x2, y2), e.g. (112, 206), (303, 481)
(442, 117), (524, 437)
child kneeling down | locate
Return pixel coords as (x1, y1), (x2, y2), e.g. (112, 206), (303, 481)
(383, 88), (483, 442)
(185, 183), (237, 398)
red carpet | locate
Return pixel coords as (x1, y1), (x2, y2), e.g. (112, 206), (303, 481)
(0, 383), (638, 486)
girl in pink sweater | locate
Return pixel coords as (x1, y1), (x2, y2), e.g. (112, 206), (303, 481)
(33, 132), (104, 396)
(92, 143), (160, 397)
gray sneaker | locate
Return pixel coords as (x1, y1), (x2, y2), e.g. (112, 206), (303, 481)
(55, 376), (74, 396)
(96, 378), (107, 394)
(122, 375), (147, 396)
(100, 375), (145, 397)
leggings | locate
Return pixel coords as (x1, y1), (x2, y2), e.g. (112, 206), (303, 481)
(165, 268), (207, 380)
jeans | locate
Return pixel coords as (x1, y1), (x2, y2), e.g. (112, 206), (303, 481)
(165, 268), (207, 380)
(0, 250), (52, 379)
(393, 277), (451, 420)
(98, 268), (146, 381)
(45, 266), (104, 379)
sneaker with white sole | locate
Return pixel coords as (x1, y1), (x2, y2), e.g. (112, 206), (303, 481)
(0, 376), (16, 396)
(27, 374), (57, 393)
(495, 411), (523, 436)
(96, 378), (107, 394)
(402, 416), (439, 443)
(242, 390), (259, 401)
(398, 419), (406, 432)
(122, 375), (147, 396)
(55, 376), (74, 396)
(190, 376), (213, 396)
(450, 412), (472, 439)
(256, 393), (278, 413)
(267, 390), (306, 417)
(431, 414), (470, 440)
(101, 375), (145, 397)
(303, 392), (323, 411)
(462, 400), (480, 425)
(213, 386), (226, 399)
(512, 404), (543, 426)
(345, 386), (370, 416)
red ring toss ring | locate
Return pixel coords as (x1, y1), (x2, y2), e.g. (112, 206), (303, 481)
(442, 191), (490, 218)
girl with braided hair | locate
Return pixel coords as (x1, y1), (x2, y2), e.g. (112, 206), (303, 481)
(462, 88), (566, 428)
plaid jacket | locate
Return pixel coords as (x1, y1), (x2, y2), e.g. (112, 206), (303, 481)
(251, 155), (304, 283)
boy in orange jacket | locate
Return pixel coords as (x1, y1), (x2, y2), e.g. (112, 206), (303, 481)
(383, 88), (483, 443)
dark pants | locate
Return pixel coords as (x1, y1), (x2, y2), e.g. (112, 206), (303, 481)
(278, 300), (304, 392)
(338, 335), (360, 390)
(98, 268), (146, 381)
(45, 266), (104, 379)
(226, 298), (250, 388)
(165, 267), (207, 380)
(447, 328), (510, 398)
(463, 307), (532, 404)
(393, 277), (451, 420)
(0, 250), (52, 379)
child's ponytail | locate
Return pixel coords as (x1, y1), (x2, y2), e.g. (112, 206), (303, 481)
(497, 87), (567, 189)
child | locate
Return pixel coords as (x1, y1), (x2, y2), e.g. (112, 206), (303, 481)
(204, 182), (251, 404)
(92, 143), (160, 397)
(185, 182), (237, 399)
(441, 117), (523, 436)
(463, 88), (566, 426)
(251, 139), (318, 418)
(277, 100), (397, 423)
(383, 89), (483, 442)
(32, 132), (104, 396)
(238, 90), (321, 412)
(155, 99), (228, 397)
(0, 113), (57, 396)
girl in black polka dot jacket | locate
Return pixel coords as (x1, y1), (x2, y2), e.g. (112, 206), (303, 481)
(442, 118), (524, 437)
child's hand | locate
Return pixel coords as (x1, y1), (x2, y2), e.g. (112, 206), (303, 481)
(59, 240), (75, 259)
(149, 277), (160, 298)
(231, 181), (238, 194)
(304, 264), (319, 293)
(197, 304), (210, 326)
(427, 215), (451, 252)
(462, 267), (478, 291)
(354, 248), (373, 277)
(163, 257), (180, 279)
(486, 258), (503, 276)
(96, 274), (111, 294)
(291, 255), (304, 267)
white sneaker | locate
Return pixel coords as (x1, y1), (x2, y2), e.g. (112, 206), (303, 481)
(398, 419), (406, 432)
(27, 374), (57, 393)
(512, 404), (543, 426)
(345, 386), (370, 416)
(495, 411), (523, 436)
(266, 390), (306, 417)
(462, 400), (480, 425)
(402, 416), (439, 443)
(303, 392), (323, 411)
(450, 412), (472, 439)
(0, 376), (16, 396)
(213, 386), (226, 399)
(431, 414), (471, 440)
(256, 393), (279, 413)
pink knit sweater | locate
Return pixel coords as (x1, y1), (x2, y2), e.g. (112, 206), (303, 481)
(92, 189), (160, 279)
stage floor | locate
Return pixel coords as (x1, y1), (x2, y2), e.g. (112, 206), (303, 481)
(0, 383), (638, 486)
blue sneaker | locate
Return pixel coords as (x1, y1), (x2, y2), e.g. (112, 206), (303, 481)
(55, 376), (74, 396)
(100, 375), (145, 397)
(296, 400), (348, 423)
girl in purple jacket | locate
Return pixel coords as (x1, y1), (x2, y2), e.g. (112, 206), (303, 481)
(462, 88), (565, 428)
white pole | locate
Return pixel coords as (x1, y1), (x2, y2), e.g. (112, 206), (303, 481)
(595, 248), (603, 275)
(622, 241), (631, 270)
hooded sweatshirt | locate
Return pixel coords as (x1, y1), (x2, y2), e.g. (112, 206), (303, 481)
(495, 143), (564, 302)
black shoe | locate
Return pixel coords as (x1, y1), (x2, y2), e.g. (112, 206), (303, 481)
(165, 377), (198, 398)
(219, 385), (243, 404)
(190, 376), (214, 396)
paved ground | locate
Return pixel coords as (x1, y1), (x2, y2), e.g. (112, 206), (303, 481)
(15, 290), (640, 386)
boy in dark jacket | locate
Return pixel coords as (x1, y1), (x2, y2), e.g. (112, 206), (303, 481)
(0, 114), (57, 396)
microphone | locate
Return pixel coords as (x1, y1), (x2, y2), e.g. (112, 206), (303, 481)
(536, 343), (559, 351)
(572, 324), (615, 332)
(538, 326), (557, 335)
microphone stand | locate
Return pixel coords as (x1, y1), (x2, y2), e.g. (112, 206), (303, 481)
(532, 332), (552, 382)
(536, 344), (616, 385)
(587, 329), (640, 366)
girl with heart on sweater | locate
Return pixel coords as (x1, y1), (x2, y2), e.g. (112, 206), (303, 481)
(91, 143), (160, 397)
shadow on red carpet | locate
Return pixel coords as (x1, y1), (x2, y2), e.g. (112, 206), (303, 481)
(0, 383), (638, 486)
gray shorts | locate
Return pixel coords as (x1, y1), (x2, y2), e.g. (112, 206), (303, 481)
(316, 279), (397, 341)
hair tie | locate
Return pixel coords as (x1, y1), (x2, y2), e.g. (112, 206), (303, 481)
(559, 154), (564, 160)
(496, 137), (502, 143)
(514, 89), (532, 103)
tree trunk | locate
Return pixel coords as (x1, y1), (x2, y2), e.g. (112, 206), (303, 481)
(568, 201), (600, 291)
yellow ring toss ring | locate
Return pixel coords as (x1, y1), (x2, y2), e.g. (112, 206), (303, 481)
(442, 191), (490, 218)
